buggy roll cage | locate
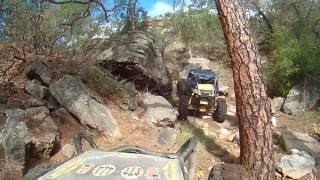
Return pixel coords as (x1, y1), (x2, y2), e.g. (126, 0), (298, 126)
(185, 69), (219, 95)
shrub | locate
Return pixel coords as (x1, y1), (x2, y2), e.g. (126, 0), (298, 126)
(170, 8), (224, 47)
(265, 25), (320, 97)
(79, 65), (135, 98)
(264, 27), (300, 96)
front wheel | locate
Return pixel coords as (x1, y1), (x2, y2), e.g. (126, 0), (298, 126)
(213, 98), (227, 123)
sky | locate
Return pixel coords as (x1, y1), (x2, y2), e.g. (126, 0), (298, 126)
(103, 0), (192, 17)
(139, 0), (174, 17)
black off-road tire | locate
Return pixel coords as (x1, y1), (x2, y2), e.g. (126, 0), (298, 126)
(179, 95), (189, 120)
(197, 111), (205, 119)
(214, 98), (227, 123)
(177, 79), (187, 97)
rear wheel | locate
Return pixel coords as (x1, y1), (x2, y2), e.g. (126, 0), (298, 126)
(179, 95), (189, 120)
(213, 98), (227, 123)
(197, 111), (205, 119)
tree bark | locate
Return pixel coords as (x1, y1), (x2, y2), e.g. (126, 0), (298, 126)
(215, 0), (274, 179)
(128, 0), (136, 31)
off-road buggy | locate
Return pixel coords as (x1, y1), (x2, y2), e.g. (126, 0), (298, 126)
(178, 68), (228, 122)
(23, 132), (197, 180)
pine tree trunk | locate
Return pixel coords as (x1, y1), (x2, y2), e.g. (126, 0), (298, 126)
(128, 0), (136, 31)
(215, 0), (274, 179)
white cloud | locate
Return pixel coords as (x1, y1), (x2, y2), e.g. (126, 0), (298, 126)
(148, 1), (173, 17)
(185, 0), (192, 6)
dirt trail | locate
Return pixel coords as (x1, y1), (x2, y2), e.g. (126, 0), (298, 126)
(46, 96), (242, 180)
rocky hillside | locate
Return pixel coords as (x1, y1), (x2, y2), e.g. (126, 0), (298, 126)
(0, 18), (319, 180)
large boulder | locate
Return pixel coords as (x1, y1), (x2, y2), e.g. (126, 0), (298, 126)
(283, 83), (320, 115)
(3, 121), (31, 167)
(25, 107), (59, 159)
(25, 79), (48, 99)
(99, 32), (172, 96)
(24, 59), (52, 85)
(141, 93), (177, 127)
(24, 80), (59, 110)
(276, 150), (315, 179)
(279, 130), (320, 162)
(157, 127), (177, 146)
(6, 92), (46, 109)
(51, 107), (74, 123)
(49, 75), (120, 137)
(25, 106), (49, 121)
(61, 144), (75, 159)
(1, 107), (59, 168)
(26, 105), (58, 131)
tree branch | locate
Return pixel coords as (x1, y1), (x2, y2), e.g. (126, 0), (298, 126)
(44, 0), (114, 21)
(256, 8), (273, 33)
(44, 0), (90, 5)
(91, 0), (108, 21)
(61, 4), (91, 38)
(305, 1), (314, 21)
(252, 1), (273, 33)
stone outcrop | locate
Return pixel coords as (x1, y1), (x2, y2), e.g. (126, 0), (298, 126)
(49, 75), (120, 137)
(141, 93), (177, 127)
(99, 32), (172, 96)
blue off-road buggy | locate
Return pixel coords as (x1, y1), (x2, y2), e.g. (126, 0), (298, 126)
(23, 133), (197, 180)
(178, 68), (228, 122)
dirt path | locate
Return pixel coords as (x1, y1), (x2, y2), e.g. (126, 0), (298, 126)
(46, 98), (242, 179)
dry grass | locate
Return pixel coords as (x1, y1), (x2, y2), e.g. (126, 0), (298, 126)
(0, 145), (23, 180)
(276, 111), (320, 139)
(0, 166), (24, 180)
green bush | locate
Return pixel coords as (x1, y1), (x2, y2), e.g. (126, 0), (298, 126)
(148, 28), (165, 45)
(294, 38), (320, 79)
(79, 66), (135, 98)
(170, 8), (224, 47)
(265, 27), (300, 96)
(265, 25), (320, 97)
